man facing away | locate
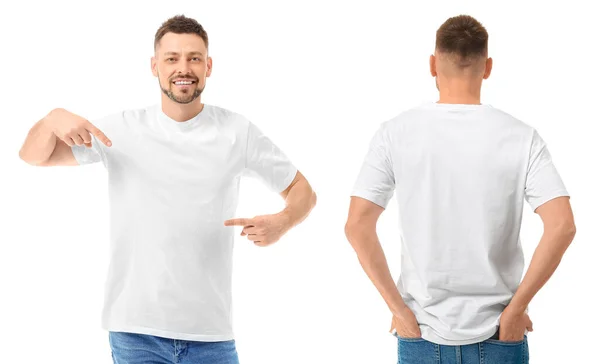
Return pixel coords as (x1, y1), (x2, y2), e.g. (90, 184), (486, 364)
(19, 15), (316, 364)
(345, 15), (575, 364)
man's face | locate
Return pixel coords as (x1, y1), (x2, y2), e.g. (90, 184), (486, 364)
(151, 32), (212, 104)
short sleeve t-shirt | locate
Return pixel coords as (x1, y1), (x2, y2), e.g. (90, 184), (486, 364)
(72, 104), (297, 341)
(351, 102), (569, 345)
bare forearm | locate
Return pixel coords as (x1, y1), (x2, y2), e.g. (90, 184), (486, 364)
(279, 178), (316, 230)
(345, 226), (406, 315)
(19, 111), (58, 165)
(508, 225), (576, 313)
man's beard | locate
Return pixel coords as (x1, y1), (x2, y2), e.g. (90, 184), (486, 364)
(159, 77), (204, 104)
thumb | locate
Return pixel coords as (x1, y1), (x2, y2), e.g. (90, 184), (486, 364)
(389, 316), (396, 333)
(526, 318), (533, 332)
(224, 218), (253, 227)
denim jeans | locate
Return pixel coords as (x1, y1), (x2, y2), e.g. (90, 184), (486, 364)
(396, 330), (529, 364)
(109, 331), (239, 364)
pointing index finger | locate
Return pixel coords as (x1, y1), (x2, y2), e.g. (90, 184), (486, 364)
(86, 121), (112, 147)
(224, 218), (253, 227)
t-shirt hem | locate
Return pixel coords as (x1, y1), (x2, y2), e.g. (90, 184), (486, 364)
(530, 190), (570, 212)
(350, 190), (389, 209)
(103, 323), (234, 342)
(276, 166), (298, 193)
(420, 326), (498, 346)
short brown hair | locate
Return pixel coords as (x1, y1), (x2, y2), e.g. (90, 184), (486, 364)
(154, 15), (209, 51)
(436, 15), (488, 64)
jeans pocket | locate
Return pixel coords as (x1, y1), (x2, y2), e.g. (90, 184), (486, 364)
(482, 336), (529, 364)
(397, 337), (438, 364)
(394, 332), (425, 343)
(484, 338), (525, 345)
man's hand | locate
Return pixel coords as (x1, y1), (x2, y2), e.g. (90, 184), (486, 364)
(499, 306), (534, 342)
(390, 306), (421, 339)
(224, 213), (291, 247)
(47, 108), (112, 148)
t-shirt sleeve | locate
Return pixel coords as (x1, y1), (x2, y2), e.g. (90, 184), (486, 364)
(243, 121), (298, 193)
(71, 136), (104, 165)
(350, 124), (395, 208)
(70, 112), (120, 166)
(524, 129), (570, 212)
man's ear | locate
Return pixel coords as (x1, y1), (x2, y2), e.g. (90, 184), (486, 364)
(206, 56), (213, 77)
(429, 54), (437, 77)
(151, 56), (158, 77)
(483, 57), (493, 79)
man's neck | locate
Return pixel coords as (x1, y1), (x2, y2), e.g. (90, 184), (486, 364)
(437, 78), (483, 105)
(437, 94), (481, 105)
(161, 97), (205, 122)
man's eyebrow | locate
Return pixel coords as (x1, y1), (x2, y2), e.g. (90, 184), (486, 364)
(163, 51), (204, 56)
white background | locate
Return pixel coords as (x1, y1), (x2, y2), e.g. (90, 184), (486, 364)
(1, 0), (598, 363)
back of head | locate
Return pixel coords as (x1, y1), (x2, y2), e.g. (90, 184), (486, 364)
(435, 15), (489, 75)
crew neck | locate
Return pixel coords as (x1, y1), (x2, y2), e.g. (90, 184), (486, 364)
(428, 102), (492, 109)
(157, 104), (210, 131)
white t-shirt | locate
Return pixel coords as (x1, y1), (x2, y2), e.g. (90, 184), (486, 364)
(351, 102), (570, 346)
(72, 104), (297, 341)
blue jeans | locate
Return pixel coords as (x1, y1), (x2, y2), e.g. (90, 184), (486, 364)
(396, 331), (529, 364)
(109, 331), (239, 364)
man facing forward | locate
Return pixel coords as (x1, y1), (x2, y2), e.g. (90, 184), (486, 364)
(19, 15), (316, 364)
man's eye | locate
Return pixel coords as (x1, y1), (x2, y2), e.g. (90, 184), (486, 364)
(167, 58), (176, 62)
(192, 57), (201, 61)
